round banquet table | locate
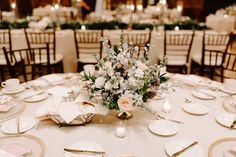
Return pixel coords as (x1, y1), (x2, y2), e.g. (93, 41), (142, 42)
(0, 73), (235, 157)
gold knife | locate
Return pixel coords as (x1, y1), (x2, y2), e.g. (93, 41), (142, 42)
(171, 141), (198, 157)
(230, 118), (236, 128)
(64, 148), (106, 154)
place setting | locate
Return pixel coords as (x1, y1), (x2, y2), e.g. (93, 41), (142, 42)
(219, 79), (236, 95)
(165, 139), (204, 157)
(19, 90), (49, 103)
(0, 116), (37, 134)
(191, 87), (217, 100)
(64, 141), (105, 157)
(147, 100), (184, 137)
(182, 98), (209, 115)
(222, 95), (236, 114)
(0, 95), (25, 122)
(1, 79), (25, 95)
(215, 113), (236, 129)
(0, 134), (45, 157)
(208, 137), (236, 157)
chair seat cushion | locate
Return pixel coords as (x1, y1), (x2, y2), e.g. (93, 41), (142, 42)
(164, 55), (188, 66)
(192, 53), (223, 66)
(34, 54), (63, 64)
(77, 54), (97, 64)
(0, 54), (22, 65)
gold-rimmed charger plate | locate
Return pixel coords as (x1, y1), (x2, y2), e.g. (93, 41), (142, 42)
(0, 134), (45, 157)
(0, 98), (25, 122)
(208, 137), (236, 157)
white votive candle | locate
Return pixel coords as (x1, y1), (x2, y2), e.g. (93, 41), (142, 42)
(162, 100), (171, 113)
(115, 126), (126, 138)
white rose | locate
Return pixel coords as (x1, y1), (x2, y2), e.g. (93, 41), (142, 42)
(95, 77), (106, 88)
(136, 61), (148, 71)
(83, 64), (95, 76)
(104, 82), (112, 90)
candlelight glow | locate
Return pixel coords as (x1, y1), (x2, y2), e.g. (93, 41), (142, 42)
(130, 4), (135, 11)
(81, 25), (86, 30)
(162, 99), (171, 113)
(54, 4), (59, 10)
(11, 3), (16, 9)
(177, 6), (182, 12)
(160, 0), (166, 5)
(175, 26), (180, 31)
(137, 5), (143, 11)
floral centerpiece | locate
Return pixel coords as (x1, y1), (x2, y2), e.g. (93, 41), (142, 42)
(82, 34), (168, 117)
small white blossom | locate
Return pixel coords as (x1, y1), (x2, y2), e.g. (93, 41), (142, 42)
(134, 69), (144, 78)
(104, 82), (112, 90)
(95, 77), (106, 88)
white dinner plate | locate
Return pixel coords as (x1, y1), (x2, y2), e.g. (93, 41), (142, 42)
(165, 139), (204, 157)
(220, 86), (236, 95)
(64, 141), (104, 157)
(22, 92), (49, 103)
(148, 120), (179, 136)
(215, 113), (236, 129)
(1, 86), (25, 95)
(1, 117), (37, 134)
(224, 151), (235, 157)
(192, 89), (216, 100)
(183, 103), (209, 115)
(222, 96), (236, 114)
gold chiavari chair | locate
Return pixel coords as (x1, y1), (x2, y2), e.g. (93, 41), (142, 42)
(191, 30), (232, 82)
(24, 28), (64, 73)
(2, 44), (51, 82)
(162, 30), (195, 74)
(74, 29), (103, 72)
(0, 29), (12, 81)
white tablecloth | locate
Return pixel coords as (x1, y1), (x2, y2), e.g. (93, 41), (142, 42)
(0, 74), (235, 157)
(11, 29), (203, 73)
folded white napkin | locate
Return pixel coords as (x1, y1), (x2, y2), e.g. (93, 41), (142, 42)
(174, 74), (204, 86)
(36, 95), (96, 124)
(41, 74), (65, 86)
(46, 86), (71, 97)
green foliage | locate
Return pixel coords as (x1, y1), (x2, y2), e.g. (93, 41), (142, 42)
(132, 23), (153, 30)
(163, 20), (208, 30)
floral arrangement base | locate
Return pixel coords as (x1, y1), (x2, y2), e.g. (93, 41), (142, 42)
(116, 111), (133, 120)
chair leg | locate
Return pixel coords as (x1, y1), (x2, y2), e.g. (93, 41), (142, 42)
(220, 67), (224, 83)
(200, 65), (204, 76)
(59, 61), (64, 73)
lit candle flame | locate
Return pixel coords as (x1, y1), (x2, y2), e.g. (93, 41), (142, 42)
(177, 6), (182, 12)
(175, 26), (179, 31)
(137, 5), (143, 11)
(54, 4), (59, 10)
(163, 99), (171, 113)
(160, 0), (166, 5)
(81, 25), (86, 30)
(11, 3), (16, 9)
(130, 4), (135, 11)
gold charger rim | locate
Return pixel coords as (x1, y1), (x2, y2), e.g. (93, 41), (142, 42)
(0, 99), (25, 122)
(208, 137), (236, 157)
(0, 134), (45, 157)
